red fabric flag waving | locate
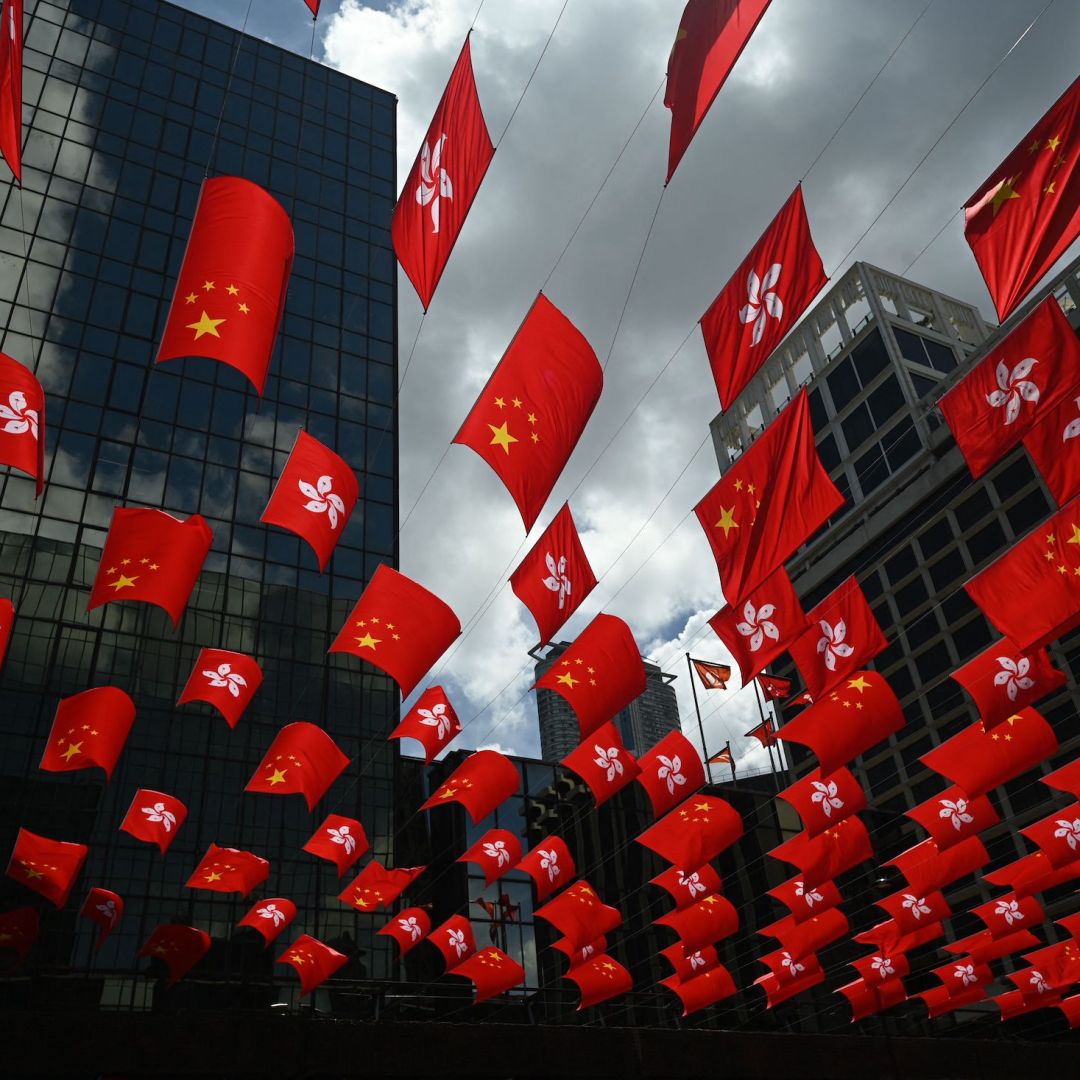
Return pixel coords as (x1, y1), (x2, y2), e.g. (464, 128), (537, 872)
(709, 746), (734, 765)
(449, 946), (525, 1004)
(177, 648), (262, 729)
(917, 983), (986, 1019)
(1024, 386), (1080, 507)
(887, 836), (989, 895)
(80, 887), (123, 948)
(561, 720), (641, 808)
(661, 964), (737, 1016)
(245, 722), (349, 810)
(303, 0), (319, 14)
(759, 908), (849, 961)
(744, 718), (777, 747)
(767, 876), (843, 925)
(119, 789), (187, 854)
(302, 815), (369, 876)
(691, 657), (731, 690)
(509, 503), (597, 643)
(0, 352), (43, 493)
(338, 861), (424, 913)
(278, 934), (348, 996)
(87, 508), (212, 627)
(420, 749), (519, 823)
(454, 294), (602, 533)
(40, 686), (135, 780)
(1021, 800), (1080, 869)
(1044, 758), (1080, 800)
(768, 816), (872, 890)
(964, 75), (1080, 321)
(0, 907), (37, 962)
(754, 951), (825, 1008)
(458, 828), (522, 887)
(850, 951), (910, 986)
(186, 844), (269, 897)
(777, 766), (866, 838)
(656, 893), (739, 951)
(515, 836), (574, 902)
(637, 795), (743, 870)
(933, 962), (992, 999)
(393, 37), (493, 310)
(636, 730), (706, 818)
(6, 828), (87, 908)
(757, 673), (793, 701)
(0, 597), (12, 669)
(694, 391), (843, 604)
(0, 0), (22, 183)
(565, 953), (633, 1010)
(156, 176), (293, 394)
(905, 785), (999, 851)
(701, 186), (826, 407)
(378, 907), (431, 957)
(534, 881), (621, 951)
(665, 0), (772, 182)
(1021, 940), (1080, 995)
(430, 915), (476, 971)
(389, 685), (462, 764)
(651, 863), (723, 911)
(971, 892), (1044, 939)
(532, 614), (646, 742)
(660, 941), (718, 981)
(951, 639), (1065, 732)
(839, 976), (908, 1023)
(875, 888), (951, 937)
(238, 898), (296, 946)
(329, 564), (460, 698)
(139, 925), (211, 985)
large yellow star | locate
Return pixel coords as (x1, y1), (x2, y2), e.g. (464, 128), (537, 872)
(60, 741), (83, 762)
(354, 632), (380, 650)
(187, 311), (226, 340)
(714, 506), (739, 539)
(1066, 524), (1080, 547)
(556, 672), (578, 689)
(847, 675), (871, 693)
(990, 175), (1021, 216)
(109, 574), (138, 592)
(694, 801), (712, 812)
(487, 422), (518, 454)
(204, 870), (223, 882)
(266, 767), (288, 786)
(1047, 135), (1062, 152)
(22, 866), (42, 880)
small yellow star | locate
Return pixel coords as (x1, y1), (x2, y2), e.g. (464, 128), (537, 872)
(109, 574), (138, 592)
(847, 675), (871, 693)
(527, 412), (537, 424)
(487, 421), (518, 454)
(186, 311), (226, 339)
(386, 622), (395, 630)
(511, 397), (522, 408)
(184, 292), (198, 304)
(226, 284), (239, 296)
(22, 866), (42, 880)
(1045, 182), (1056, 195)
(556, 672), (578, 689)
(202, 280), (215, 291)
(530, 432), (539, 443)
(494, 397), (506, 408)
(1028, 138), (1042, 153)
(714, 506), (739, 538)
(1058, 564), (1068, 575)
(734, 479), (744, 491)
(354, 632), (380, 650)
(1045, 551), (1056, 561)
(238, 302), (250, 314)
(60, 741), (83, 762)
(266, 767), (288, 786)
(1049, 533), (1057, 545)
(149, 563), (159, 571)
(121, 558), (131, 565)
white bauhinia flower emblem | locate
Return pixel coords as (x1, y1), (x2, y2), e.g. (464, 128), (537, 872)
(954, 963), (977, 987)
(678, 871), (705, 898)
(482, 839), (511, 867)
(448, 928), (468, 957)
(581, 943), (595, 961)
(810, 779), (844, 818)
(795, 881), (824, 907)
(0, 390), (38, 439)
(739, 263), (783, 347)
(398, 916), (423, 942)
(96, 899), (119, 925)
(141, 802), (177, 832)
(418, 702), (453, 740)
(656, 754), (686, 796)
(938, 797), (974, 832)
(1053, 817), (1080, 851)
(328, 825), (356, 855)
(593, 744), (624, 783)
(542, 552), (572, 610)
(258, 903), (286, 926)
(1030, 970), (1048, 995)
(736, 599), (779, 653)
(816, 619), (855, 672)
(995, 899), (1023, 926)
(870, 955), (894, 979)
(993, 655), (1035, 701)
(1062, 396), (1080, 442)
(901, 893), (931, 920)
(203, 662), (249, 699)
(986, 356), (1039, 425)
(415, 132), (452, 234)
(299, 475), (345, 530)
(689, 950), (706, 971)
(538, 848), (560, 883)
(780, 951), (805, 978)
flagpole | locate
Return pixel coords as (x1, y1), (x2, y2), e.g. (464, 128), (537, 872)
(686, 653), (713, 784)
(753, 678), (781, 792)
(725, 740), (735, 783)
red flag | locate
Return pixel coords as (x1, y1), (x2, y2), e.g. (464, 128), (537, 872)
(917, 984), (987, 1019)
(278, 934), (348, 996)
(378, 907), (431, 957)
(6, 828), (87, 907)
(303, 0), (319, 14)
(389, 686), (462, 764)
(0, 597), (11, 668)
(1021, 800), (1080, 868)
(768, 816), (872, 890)
(694, 391), (843, 604)
(302, 815), (369, 876)
(777, 766), (866, 838)
(744, 719), (777, 747)
(509, 503), (597, 642)
(691, 657), (731, 690)
(338, 861), (424, 913)
(920, 708), (1058, 798)
(139, 924), (211, 985)
(1023, 389), (1080, 506)
(564, 953), (632, 1010)
(393, 37), (493, 309)
(708, 567), (808, 685)
(87, 508), (212, 626)
(515, 836), (574, 902)
(759, 908), (848, 961)
(176, 648), (262, 729)
(708, 746), (734, 765)
(553, 935), (607, 971)
(244, 722), (349, 810)
(850, 952), (910, 985)
(636, 795), (743, 870)
(886, 836), (989, 895)
(156, 176), (293, 394)
(789, 576), (887, 700)
(984, 849), (1080, 899)
(971, 892), (1044, 939)
(185, 844), (268, 897)
(855, 919), (944, 957)
(651, 863), (723, 911)
(754, 951), (824, 1008)
(1046, 757), (1080, 800)
(449, 946), (524, 1003)
(328, 564), (460, 698)
(0, 906), (37, 962)
(534, 880), (621, 951)
(766, 876), (843, 925)
(420, 749), (519, 824)
(429, 914), (476, 971)
(905, 785), (999, 851)
(944, 927), (1039, 965)
(1055, 994), (1080, 1029)
(951, 640), (1065, 732)
(532, 614), (646, 742)
(997, 988), (1061, 1020)
(1021, 939), (1080, 995)
(79, 888), (122, 948)
(561, 721), (641, 807)
(839, 976), (907, 1022)
(656, 893), (739, 951)
(757, 673), (793, 701)
(664, 0), (772, 182)
(659, 941), (718, 981)
(964, 75), (1080, 320)
(458, 828), (522, 887)
(0, 352), (43, 493)
(238, 898), (296, 946)
(661, 964), (737, 1016)
(119, 790), (187, 854)
(636, 731), (706, 818)
(0, 0), (21, 182)
(701, 187), (826, 407)
(1057, 910), (1080, 941)
(39, 687), (135, 780)
(777, 672), (903, 778)
(875, 888), (951, 936)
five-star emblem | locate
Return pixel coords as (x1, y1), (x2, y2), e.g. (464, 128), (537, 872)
(715, 506), (738, 538)
(354, 632), (380, 650)
(266, 767), (288, 786)
(109, 573), (138, 592)
(487, 421), (518, 454)
(187, 311), (226, 340)
(556, 672), (578, 689)
(990, 175), (1021, 216)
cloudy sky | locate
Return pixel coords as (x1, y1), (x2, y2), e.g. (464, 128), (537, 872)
(174, 0), (1080, 768)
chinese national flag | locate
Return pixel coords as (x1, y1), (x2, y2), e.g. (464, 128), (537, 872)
(0, 597), (11, 668)
(534, 881), (621, 951)
(1055, 995), (1080, 1029)
(708, 567), (808, 685)
(0, 907), (37, 962)
(919, 708), (1058, 798)
(238, 898), (297, 946)
(777, 766), (866, 838)
(789, 576), (888, 700)
(945, 928), (1040, 965)
(744, 719), (776, 747)
(636, 795), (743, 870)
(87, 508), (212, 627)
(176, 648), (262, 729)
(0, 352), (43, 493)
(886, 836), (989, 895)
(119, 789), (188, 854)
(777, 672), (903, 778)
(329, 564), (460, 698)
(1022, 940), (1080, 995)
(6, 828), (87, 908)
(941, 298), (1080, 478)
(964, 75), (1080, 321)
(694, 391), (843, 604)
(430, 915), (476, 971)
(185, 844), (269, 897)
(636, 731), (706, 818)
(971, 892), (1044, 939)
(691, 658), (731, 690)
(1021, 799), (1080, 868)
(80, 887), (123, 948)
(565, 953), (632, 1010)
(278, 934), (348, 996)
(651, 863), (723, 911)
(561, 721), (641, 808)
(244, 722), (349, 810)
(768, 816), (872, 890)
(766, 876), (843, 925)
(554, 935), (607, 970)
(302, 815), (369, 876)
(338, 861), (424, 913)
(656, 893), (739, 951)
(454, 294), (602, 533)
(450, 946), (525, 1004)
(660, 942), (717, 981)
(156, 176), (293, 394)
(420, 749), (519, 823)
(661, 964), (737, 1016)
(875, 888), (951, 937)
(261, 430), (359, 571)
(458, 828), (522, 887)
(0, 0), (21, 182)
(951, 640), (1065, 732)
(839, 977), (907, 1022)
(664, 0), (772, 182)
(855, 918), (944, 957)
(509, 503), (597, 643)
(393, 37), (493, 310)
(139, 924), (211, 985)
(850, 951), (910, 985)
(754, 952), (824, 1008)
(389, 685), (462, 764)
(532, 614), (646, 742)
(40, 686), (136, 780)
(701, 186), (826, 407)
(378, 907), (431, 957)
(516, 836), (574, 902)
(905, 784), (999, 851)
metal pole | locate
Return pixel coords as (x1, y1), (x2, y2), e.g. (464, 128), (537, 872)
(725, 740), (735, 782)
(753, 678), (781, 791)
(686, 653), (713, 784)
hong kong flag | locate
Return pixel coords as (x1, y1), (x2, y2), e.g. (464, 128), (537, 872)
(119, 789), (188, 854)
(156, 176), (294, 394)
(1024, 387), (1080, 506)
(637, 730), (706, 818)
(40, 687), (136, 780)
(694, 391), (843, 604)
(278, 934), (348, 996)
(458, 828), (522, 887)
(651, 863), (723, 911)
(754, 951), (824, 1008)
(378, 907), (431, 957)
(1021, 939), (1080, 995)
(302, 815), (369, 876)
(450, 946), (525, 1003)
(850, 951), (910, 985)
(905, 785), (999, 851)
(534, 881), (621, 951)
(0, 907), (37, 962)
(886, 836), (989, 895)
(637, 795), (743, 870)
(139, 925), (211, 985)
(768, 816), (872, 890)
(509, 503), (597, 643)
(420, 749), (519, 823)
(565, 953), (632, 1009)
(261, 430), (359, 571)
(454, 294), (602, 533)
(0, 0), (23, 183)
(329, 564), (460, 699)
(660, 941), (719, 982)
(766, 876), (843, 925)
(656, 893), (739, 951)
(0, 597), (11, 668)
(393, 37), (493, 310)
(389, 686), (462, 764)
(430, 915), (476, 971)
(952, 640), (1065, 732)
(6, 828), (87, 908)
(971, 892), (1043, 939)
(338, 861), (424, 913)
(532, 614), (646, 741)
(0, 352), (43, 493)
(757, 673), (793, 701)
(516, 836), (574, 902)
(554, 935), (608, 970)
(238, 898), (296, 946)
(691, 657), (731, 690)
(777, 766), (866, 838)
(661, 964), (737, 1016)
(875, 888), (951, 936)
(186, 844), (269, 897)
(87, 508), (212, 627)
(80, 887), (123, 948)
(839, 976), (907, 1022)
(745, 718), (777, 747)
(177, 648), (262, 728)
(561, 721), (640, 807)
(245, 722), (349, 810)
(1021, 800), (1080, 868)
